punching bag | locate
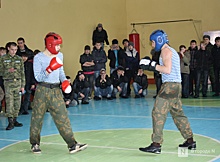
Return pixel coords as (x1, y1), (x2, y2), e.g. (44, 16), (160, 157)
(129, 32), (140, 53)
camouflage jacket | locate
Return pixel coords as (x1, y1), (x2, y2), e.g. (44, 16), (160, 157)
(0, 54), (25, 88)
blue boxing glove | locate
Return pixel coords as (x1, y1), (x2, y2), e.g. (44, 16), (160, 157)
(139, 56), (158, 71)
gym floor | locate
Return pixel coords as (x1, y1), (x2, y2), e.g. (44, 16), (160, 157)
(0, 85), (220, 162)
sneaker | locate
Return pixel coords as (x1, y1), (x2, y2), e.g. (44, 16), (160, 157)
(139, 143), (161, 154)
(212, 93), (219, 97)
(135, 95), (141, 98)
(69, 143), (88, 154)
(153, 95), (157, 99)
(31, 144), (41, 154)
(140, 94), (145, 98)
(202, 94), (207, 97)
(179, 141), (196, 150)
(194, 95), (199, 98)
(22, 111), (29, 115)
(82, 100), (89, 104)
(94, 96), (101, 101)
(107, 96), (113, 100)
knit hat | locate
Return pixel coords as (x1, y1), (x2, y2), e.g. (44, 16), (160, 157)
(84, 45), (90, 50)
(112, 39), (118, 45)
(203, 35), (210, 40)
(100, 68), (106, 73)
(128, 42), (134, 47)
(98, 23), (103, 27)
(77, 70), (84, 76)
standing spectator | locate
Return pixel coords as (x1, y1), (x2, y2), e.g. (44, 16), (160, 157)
(72, 71), (90, 104)
(20, 52), (36, 115)
(80, 45), (95, 97)
(194, 41), (212, 98)
(108, 39), (126, 74)
(212, 37), (220, 96)
(92, 41), (107, 79)
(203, 35), (215, 92)
(33, 49), (40, 56)
(94, 68), (113, 100)
(0, 42), (25, 130)
(92, 23), (109, 49)
(111, 66), (128, 99)
(16, 37), (34, 59)
(178, 45), (190, 98)
(188, 40), (198, 96)
(122, 39), (129, 51)
(63, 76), (78, 108)
(0, 47), (6, 56)
(132, 68), (148, 98)
(151, 49), (162, 98)
(124, 42), (140, 96)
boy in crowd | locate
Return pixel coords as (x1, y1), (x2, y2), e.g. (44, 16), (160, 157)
(110, 66), (128, 99)
(132, 68), (148, 98)
(63, 76), (78, 108)
(94, 68), (113, 100)
(72, 71), (90, 104)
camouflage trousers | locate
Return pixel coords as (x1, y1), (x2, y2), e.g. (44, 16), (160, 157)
(29, 84), (76, 148)
(152, 82), (193, 144)
(4, 80), (21, 117)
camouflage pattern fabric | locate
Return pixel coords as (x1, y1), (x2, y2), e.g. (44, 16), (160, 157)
(151, 82), (193, 144)
(4, 80), (22, 117)
(30, 85), (76, 148)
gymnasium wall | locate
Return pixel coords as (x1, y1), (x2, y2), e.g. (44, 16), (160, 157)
(0, 0), (219, 78)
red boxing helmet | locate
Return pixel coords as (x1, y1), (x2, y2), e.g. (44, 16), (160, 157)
(45, 32), (62, 54)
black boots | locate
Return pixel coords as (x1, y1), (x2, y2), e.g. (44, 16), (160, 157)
(14, 117), (23, 127)
(6, 117), (23, 130)
(6, 117), (14, 130)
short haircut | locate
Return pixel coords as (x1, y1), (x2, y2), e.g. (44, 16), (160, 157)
(0, 47), (6, 51)
(95, 40), (101, 44)
(17, 37), (25, 42)
(215, 37), (220, 42)
(122, 39), (129, 44)
(179, 45), (186, 51)
(66, 76), (71, 79)
(190, 40), (197, 44)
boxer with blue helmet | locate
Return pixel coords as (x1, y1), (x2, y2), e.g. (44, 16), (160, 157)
(150, 30), (169, 52)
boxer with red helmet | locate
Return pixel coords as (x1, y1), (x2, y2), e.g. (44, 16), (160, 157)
(45, 32), (62, 54)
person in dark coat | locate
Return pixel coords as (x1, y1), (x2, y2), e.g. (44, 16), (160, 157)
(92, 23), (109, 48)
(72, 71), (90, 104)
(132, 68), (148, 98)
(16, 37), (34, 60)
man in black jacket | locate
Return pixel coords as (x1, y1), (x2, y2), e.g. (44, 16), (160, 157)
(92, 23), (109, 48)
(194, 41), (212, 98)
(80, 45), (95, 97)
(110, 66), (128, 99)
(108, 39), (126, 74)
(16, 37), (34, 60)
(94, 68), (113, 100)
(20, 52), (35, 115)
(212, 37), (220, 96)
(72, 71), (90, 104)
(63, 76), (78, 108)
(132, 68), (148, 98)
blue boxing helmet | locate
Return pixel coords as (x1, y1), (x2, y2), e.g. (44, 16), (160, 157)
(150, 30), (169, 52)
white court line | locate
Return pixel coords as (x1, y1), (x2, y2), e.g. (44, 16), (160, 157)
(68, 113), (220, 121)
(0, 128), (220, 161)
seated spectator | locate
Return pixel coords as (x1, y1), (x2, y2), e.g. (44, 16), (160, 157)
(132, 68), (148, 98)
(63, 76), (78, 108)
(20, 52), (36, 115)
(94, 68), (113, 100)
(108, 39), (126, 74)
(72, 71), (90, 104)
(110, 66), (128, 99)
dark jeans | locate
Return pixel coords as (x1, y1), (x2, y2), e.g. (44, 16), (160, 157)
(125, 69), (137, 95)
(181, 73), (189, 97)
(112, 82), (128, 97)
(195, 69), (208, 96)
(154, 73), (162, 94)
(84, 74), (94, 97)
(214, 67), (220, 94)
(73, 87), (90, 103)
(189, 69), (197, 95)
